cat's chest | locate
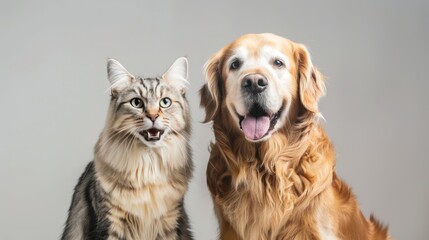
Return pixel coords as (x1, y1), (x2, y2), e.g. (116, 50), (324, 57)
(105, 178), (185, 219)
(96, 158), (186, 218)
(105, 182), (184, 240)
(95, 143), (189, 238)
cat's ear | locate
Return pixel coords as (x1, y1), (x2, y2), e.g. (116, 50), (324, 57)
(107, 58), (134, 96)
(163, 57), (189, 94)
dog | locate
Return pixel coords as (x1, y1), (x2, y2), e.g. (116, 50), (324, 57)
(199, 33), (391, 240)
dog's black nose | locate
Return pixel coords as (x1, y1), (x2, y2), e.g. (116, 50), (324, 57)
(242, 74), (268, 94)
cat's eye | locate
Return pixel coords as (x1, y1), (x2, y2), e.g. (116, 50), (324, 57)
(130, 98), (144, 108)
(159, 97), (172, 108)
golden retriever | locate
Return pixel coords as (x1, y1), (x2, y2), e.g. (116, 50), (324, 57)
(199, 33), (391, 240)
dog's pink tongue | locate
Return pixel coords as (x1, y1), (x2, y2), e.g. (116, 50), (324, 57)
(241, 116), (270, 140)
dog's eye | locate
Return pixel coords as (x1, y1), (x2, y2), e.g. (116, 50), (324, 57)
(273, 59), (284, 68)
(130, 98), (144, 108)
(230, 59), (241, 70)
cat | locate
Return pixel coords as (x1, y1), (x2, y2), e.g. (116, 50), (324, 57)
(61, 57), (193, 240)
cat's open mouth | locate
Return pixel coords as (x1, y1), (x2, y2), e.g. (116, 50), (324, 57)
(140, 128), (165, 142)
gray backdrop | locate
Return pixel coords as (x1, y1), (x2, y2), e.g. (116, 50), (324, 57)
(1, 1), (428, 239)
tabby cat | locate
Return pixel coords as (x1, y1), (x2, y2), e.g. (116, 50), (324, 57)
(61, 57), (193, 240)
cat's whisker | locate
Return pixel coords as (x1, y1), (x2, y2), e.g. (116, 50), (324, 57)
(120, 134), (137, 174)
(169, 127), (191, 143)
(124, 132), (137, 155)
(100, 132), (135, 158)
(109, 123), (134, 136)
(113, 132), (135, 154)
(99, 126), (135, 150)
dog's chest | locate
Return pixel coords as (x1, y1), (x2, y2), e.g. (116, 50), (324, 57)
(214, 167), (333, 240)
(217, 178), (291, 239)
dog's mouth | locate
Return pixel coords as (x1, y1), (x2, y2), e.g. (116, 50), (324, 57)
(238, 104), (283, 141)
(140, 128), (165, 142)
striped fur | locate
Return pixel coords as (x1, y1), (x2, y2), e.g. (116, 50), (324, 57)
(62, 57), (193, 240)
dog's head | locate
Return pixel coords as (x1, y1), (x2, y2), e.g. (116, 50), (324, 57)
(200, 33), (325, 142)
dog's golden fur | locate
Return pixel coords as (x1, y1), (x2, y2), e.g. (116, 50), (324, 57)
(200, 33), (390, 240)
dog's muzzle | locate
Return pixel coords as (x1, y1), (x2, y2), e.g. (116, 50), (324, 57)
(237, 103), (284, 141)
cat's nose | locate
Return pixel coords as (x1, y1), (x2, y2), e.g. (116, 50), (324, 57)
(146, 110), (159, 122)
(147, 113), (159, 122)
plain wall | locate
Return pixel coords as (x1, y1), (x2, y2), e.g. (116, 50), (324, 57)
(1, 1), (428, 239)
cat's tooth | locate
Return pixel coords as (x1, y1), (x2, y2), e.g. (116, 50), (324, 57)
(156, 132), (160, 138)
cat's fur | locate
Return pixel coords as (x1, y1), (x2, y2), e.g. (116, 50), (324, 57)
(62, 57), (193, 240)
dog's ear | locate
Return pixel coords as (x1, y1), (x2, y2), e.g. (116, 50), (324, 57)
(295, 44), (326, 113)
(199, 51), (223, 123)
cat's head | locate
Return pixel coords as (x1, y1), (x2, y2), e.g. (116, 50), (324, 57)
(105, 57), (190, 147)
